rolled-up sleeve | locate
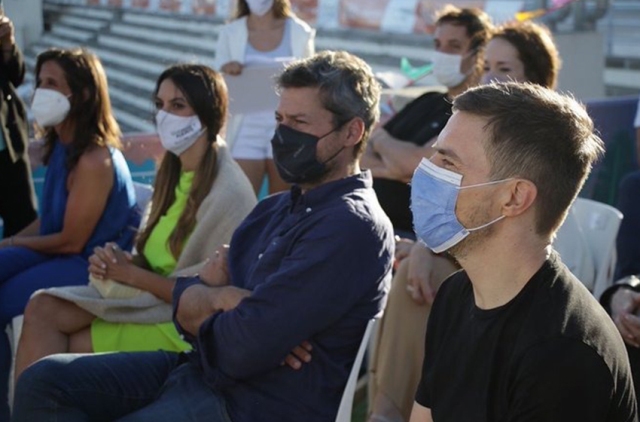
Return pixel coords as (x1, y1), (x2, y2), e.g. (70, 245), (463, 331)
(172, 275), (207, 343)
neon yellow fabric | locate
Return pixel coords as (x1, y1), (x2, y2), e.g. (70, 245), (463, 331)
(91, 172), (195, 353)
(143, 171), (195, 276)
(91, 320), (192, 353)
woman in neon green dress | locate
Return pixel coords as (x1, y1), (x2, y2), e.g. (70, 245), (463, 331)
(14, 64), (257, 376)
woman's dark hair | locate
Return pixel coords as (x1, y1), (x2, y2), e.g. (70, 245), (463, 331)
(492, 21), (561, 89)
(136, 64), (228, 259)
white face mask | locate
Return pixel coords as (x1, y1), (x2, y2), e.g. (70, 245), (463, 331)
(432, 51), (468, 88)
(156, 110), (205, 156)
(31, 88), (71, 127)
(246, 0), (274, 16)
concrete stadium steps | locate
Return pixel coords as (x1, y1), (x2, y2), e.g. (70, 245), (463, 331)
(23, 1), (640, 133)
(600, 0), (640, 95)
(27, 3), (219, 132)
(25, 2), (434, 133)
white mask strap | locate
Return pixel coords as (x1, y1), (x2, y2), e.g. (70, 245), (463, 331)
(467, 214), (505, 232)
(458, 178), (514, 190)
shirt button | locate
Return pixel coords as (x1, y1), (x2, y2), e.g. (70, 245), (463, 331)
(305, 207), (312, 213)
(258, 253), (263, 259)
(180, 334), (185, 340)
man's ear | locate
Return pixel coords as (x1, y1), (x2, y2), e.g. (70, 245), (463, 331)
(344, 117), (365, 147)
(501, 179), (537, 218)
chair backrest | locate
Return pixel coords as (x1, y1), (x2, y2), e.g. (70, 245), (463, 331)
(7, 315), (24, 411)
(554, 205), (597, 291)
(133, 181), (154, 215)
(571, 197), (623, 298)
(335, 318), (377, 422)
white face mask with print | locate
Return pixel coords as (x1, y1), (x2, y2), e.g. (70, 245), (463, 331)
(156, 110), (205, 156)
(432, 51), (469, 88)
(31, 88), (71, 127)
(246, 0), (274, 16)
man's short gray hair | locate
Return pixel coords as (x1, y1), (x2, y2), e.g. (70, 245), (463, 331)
(276, 50), (381, 157)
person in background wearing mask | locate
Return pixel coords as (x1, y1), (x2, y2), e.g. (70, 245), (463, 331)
(0, 47), (140, 421)
(0, 15), (37, 240)
(481, 21), (559, 88)
(12, 50), (393, 422)
(214, 0), (315, 195)
(361, 5), (492, 239)
(410, 82), (636, 422)
(13, 64), (256, 383)
(364, 7), (492, 421)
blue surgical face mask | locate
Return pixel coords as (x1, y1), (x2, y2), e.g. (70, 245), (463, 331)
(410, 158), (511, 253)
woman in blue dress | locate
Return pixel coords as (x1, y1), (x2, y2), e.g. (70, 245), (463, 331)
(0, 47), (139, 419)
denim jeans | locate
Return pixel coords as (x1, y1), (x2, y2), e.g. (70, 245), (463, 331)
(12, 351), (232, 422)
(0, 246), (90, 421)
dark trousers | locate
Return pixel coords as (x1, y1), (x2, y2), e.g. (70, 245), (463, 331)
(12, 351), (232, 422)
(0, 150), (36, 237)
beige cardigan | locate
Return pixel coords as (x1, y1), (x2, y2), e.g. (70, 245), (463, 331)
(40, 141), (257, 323)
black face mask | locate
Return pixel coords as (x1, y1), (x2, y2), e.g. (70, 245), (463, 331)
(270, 124), (344, 184)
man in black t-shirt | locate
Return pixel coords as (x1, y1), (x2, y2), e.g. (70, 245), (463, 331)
(360, 6), (492, 237)
(409, 83), (637, 422)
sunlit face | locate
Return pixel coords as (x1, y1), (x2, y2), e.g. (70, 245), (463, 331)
(37, 60), (72, 97)
(434, 23), (475, 74)
(430, 111), (506, 257)
(275, 86), (346, 165)
(481, 37), (527, 85)
(155, 78), (196, 117)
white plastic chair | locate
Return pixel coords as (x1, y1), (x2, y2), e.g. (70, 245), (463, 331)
(571, 197), (623, 298)
(335, 318), (377, 422)
(7, 315), (23, 411)
(133, 181), (154, 214)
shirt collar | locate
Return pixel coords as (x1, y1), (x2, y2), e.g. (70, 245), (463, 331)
(289, 170), (373, 211)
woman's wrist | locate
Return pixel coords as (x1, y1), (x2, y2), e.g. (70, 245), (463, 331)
(122, 263), (141, 287)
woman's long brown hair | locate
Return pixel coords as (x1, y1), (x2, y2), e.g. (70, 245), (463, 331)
(136, 64), (228, 259)
(35, 48), (121, 169)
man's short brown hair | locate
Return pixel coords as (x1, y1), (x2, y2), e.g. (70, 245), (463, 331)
(453, 82), (604, 237)
(436, 5), (493, 52)
(276, 50), (381, 159)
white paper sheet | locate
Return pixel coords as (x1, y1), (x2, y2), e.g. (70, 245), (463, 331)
(223, 62), (288, 115)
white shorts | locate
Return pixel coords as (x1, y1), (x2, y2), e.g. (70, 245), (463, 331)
(231, 111), (276, 160)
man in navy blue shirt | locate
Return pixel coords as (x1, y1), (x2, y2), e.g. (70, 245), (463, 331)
(12, 50), (394, 422)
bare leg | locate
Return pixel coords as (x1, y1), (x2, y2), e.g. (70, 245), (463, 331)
(235, 158), (266, 195)
(69, 326), (93, 353)
(14, 294), (96, 381)
(266, 159), (289, 194)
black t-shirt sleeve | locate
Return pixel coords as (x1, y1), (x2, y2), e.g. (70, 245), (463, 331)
(506, 338), (635, 422)
(382, 91), (451, 146)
